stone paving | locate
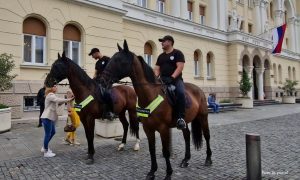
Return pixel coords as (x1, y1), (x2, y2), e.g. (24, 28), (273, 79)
(0, 104), (299, 179)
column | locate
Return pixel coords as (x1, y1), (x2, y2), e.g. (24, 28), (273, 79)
(218, 0), (227, 31)
(192, 1), (199, 23)
(245, 66), (254, 99)
(180, 0), (188, 19)
(260, 0), (268, 32)
(171, 0), (181, 17)
(296, 19), (300, 53)
(274, 10), (284, 26)
(253, 0), (262, 35)
(208, 0), (218, 29)
(256, 68), (265, 100)
(288, 17), (296, 52)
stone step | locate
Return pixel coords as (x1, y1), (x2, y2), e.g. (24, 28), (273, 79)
(253, 99), (280, 106)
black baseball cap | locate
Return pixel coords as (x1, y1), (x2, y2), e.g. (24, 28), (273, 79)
(158, 35), (174, 44)
(88, 48), (100, 56)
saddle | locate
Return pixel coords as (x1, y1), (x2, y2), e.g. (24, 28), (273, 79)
(162, 84), (191, 108)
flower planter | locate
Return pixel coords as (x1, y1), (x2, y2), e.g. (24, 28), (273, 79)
(0, 108), (11, 133)
(234, 98), (253, 108)
(282, 96), (296, 104)
(95, 118), (123, 138)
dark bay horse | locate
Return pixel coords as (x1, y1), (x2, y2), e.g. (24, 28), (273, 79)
(100, 40), (212, 180)
(45, 52), (140, 164)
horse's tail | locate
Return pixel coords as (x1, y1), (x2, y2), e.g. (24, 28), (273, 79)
(128, 109), (139, 138)
(191, 115), (204, 150)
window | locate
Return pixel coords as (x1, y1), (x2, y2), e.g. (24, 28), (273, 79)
(188, 1), (193, 21)
(273, 63), (277, 83)
(248, 0), (253, 8)
(288, 66), (292, 80)
(278, 65), (282, 83)
(240, 21), (244, 31)
(144, 42), (153, 66)
(194, 51), (201, 77)
(63, 24), (81, 65)
(23, 17), (46, 64)
(228, 16), (231, 26)
(248, 23), (252, 34)
(207, 53), (212, 78)
(24, 96), (39, 111)
(157, 0), (165, 13)
(284, 11), (287, 24)
(270, 2), (273, 19)
(293, 67), (296, 81)
(199, 5), (205, 25)
(286, 38), (288, 48)
(137, 0), (147, 8)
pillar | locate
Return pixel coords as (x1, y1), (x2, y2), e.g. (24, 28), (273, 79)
(180, 0), (188, 20)
(254, 0), (262, 35)
(288, 17), (296, 52)
(274, 10), (284, 26)
(208, 0), (218, 29)
(256, 68), (265, 100)
(245, 66), (254, 99)
(171, 0), (181, 17)
(218, 0), (227, 31)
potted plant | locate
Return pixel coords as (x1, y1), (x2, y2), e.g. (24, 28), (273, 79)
(235, 71), (253, 108)
(0, 53), (17, 133)
(279, 80), (298, 104)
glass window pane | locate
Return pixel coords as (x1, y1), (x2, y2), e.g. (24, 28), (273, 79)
(72, 41), (79, 64)
(35, 36), (44, 63)
(24, 35), (32, 62)
(63, 41), (69, 58)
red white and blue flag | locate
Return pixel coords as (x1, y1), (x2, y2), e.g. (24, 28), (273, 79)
(272, 24), (287, 54)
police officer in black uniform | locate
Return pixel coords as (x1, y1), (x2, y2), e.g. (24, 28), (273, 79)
(154, 35), (186, 130)
(89, 48), (114, 119)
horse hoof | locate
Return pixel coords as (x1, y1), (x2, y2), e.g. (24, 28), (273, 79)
(86, 158), (94, 165)
(164, 175), (171, 180)
(118, 143), (125, 151)
(145, 174), (155, 180)
(180, 160), (189, 168)
(133, 143), (140, 151)
(204, 159), (212, 166)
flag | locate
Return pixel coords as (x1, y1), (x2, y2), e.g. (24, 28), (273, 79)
(272, 24), (287, 54)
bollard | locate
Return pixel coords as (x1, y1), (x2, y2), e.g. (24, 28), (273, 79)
(246, 133), (261, 180)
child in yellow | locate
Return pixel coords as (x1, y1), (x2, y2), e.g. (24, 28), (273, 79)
(65, 90), (81, 145)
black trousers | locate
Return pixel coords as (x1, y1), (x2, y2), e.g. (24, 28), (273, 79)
(39, 105), (45, 125)
(174, 79), (185, 119)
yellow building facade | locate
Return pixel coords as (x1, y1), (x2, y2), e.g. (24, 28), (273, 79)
(0, 0), (299, 119)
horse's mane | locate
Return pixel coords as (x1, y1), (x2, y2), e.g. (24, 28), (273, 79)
(136, 55), (156, 83)
(65, 58), (96, 87)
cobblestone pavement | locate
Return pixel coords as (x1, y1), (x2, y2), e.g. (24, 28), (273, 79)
(0, 113), (299, 180)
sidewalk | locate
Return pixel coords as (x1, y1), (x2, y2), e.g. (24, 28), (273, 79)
(0, 104), (300, 162)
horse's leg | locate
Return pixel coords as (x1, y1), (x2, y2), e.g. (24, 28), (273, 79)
(180, 126), (191, 168)
(81, 116), (95, 164)
(143, 126), (157, 180)
(118, 109), (128, 151)
(128, 108), (140, 151)
(159, 128), (173, 180)
(201, 114), (212, 166)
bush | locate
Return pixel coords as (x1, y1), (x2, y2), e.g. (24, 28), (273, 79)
(279, 80), (298, 96)
(219, 99), (232, 103)
(0, 104), (9, 109)
(239, 71), (252, 97)
(0, 53), (17, 91)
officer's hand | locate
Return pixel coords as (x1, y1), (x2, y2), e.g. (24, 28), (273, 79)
(163, 76), (174, 85)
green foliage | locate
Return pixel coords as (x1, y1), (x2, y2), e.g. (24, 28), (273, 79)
(219, 99), (232, 103)
(279, 80), (298, 96)
(0, 53), (17, 91)
(239, 71), (252, 97)
(0, 104), (9, 109)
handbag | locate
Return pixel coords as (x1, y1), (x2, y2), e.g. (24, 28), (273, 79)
(64, 116), (76, 132)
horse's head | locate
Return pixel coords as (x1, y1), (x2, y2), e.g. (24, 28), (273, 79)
(45, 52), (70, 87)
(101, 40), (134, 87)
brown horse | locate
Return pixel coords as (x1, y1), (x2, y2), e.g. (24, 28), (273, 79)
(100, 40), (212, 180)
(45, 52), (140, 164)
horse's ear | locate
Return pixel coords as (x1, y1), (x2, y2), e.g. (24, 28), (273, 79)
(123, 40), (129, 53)
(117, 43), (122, 52)
(62, 51), (66, 59)
(58, 53), (61, 59)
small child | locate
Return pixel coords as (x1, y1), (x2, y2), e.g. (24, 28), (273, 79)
(64, 90), (81, 145)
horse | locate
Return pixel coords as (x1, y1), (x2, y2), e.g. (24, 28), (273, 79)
(99, 40), (212, 180)
(44, 52), (140, 164)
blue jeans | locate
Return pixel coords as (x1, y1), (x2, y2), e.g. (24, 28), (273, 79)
(42, 118), (56, 150)
(209, 103), (219, 113)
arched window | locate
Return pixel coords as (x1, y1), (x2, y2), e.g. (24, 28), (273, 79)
(292, 67), (296, 81)
(144, 42), (153, 66)
(206, 52), (214, 79)
(63, 24), (81, 65)
(194, 50), (200, 77)
(288, 66), (292, 80)
(23, 17), (46, 64)
(273, 63), (277, 83)
(278, 65), (282, 83)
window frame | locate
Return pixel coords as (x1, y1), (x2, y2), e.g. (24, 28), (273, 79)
(157, 0), (165, 13)
(23, 96), (39, 111)
(23, 34), (46, 65)
(144, 54), (152, 66)
(63, 40), (81, 66)
(137, 0), (147, 8)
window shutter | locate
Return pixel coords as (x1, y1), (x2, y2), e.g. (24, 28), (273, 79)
(23, 17), (46, 36)
(63, 24), (81, 41)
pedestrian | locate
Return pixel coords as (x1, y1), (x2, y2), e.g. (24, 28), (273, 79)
(88, 48), (115, 119)
(208, 93), (220, 113)
(64, 90), (81, 145)
(154, 35), (186, 129)
(36, 86), (46, 127)
(40, 85), (74, 157)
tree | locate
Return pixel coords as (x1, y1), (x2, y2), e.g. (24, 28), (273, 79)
(279, 80), (298, 96)
(0, 53), (17, 92)
(239, 71), (252, 97)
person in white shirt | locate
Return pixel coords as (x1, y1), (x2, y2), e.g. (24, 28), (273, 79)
(40, 85), (73, 157)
